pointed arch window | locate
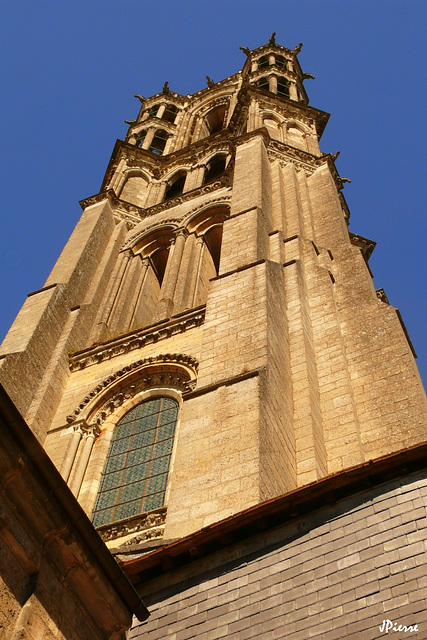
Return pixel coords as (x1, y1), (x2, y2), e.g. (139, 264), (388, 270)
(203, 154), (227, 185)
(277, 78), (290, 98)
(258, 77), (269, 91)
(275, 55), (287, 70)
(258, 55), (269, 70)
(91, 396), (179, 527)
(164, 172), (186, 200)
(150, 129), (169, 154)
(162, 104), (179, 124)
(135, 130), (147, 148)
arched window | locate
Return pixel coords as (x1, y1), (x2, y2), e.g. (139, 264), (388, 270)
(258, 77), (269, 91)
(277, 78), (290, 98)
(258, 55), (269, 70)
(205, 105), (226, 135)
(164, 172), (186, 200)
(135, 130), (147, 148)
(203, 155), (227, 184)
(91, 396), (179, 527)
(275, 55), (287, 69)
(162, 104), (179, 124)
(146, 104), (159, 118)
(150, 129), (169, 154)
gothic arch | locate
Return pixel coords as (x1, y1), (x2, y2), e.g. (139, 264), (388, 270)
(119, 169), (150, 207)
(286, 120), (308, 151)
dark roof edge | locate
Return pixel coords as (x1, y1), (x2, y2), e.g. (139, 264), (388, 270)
(123, 441), (427, 581)
(0, 383), (149, 622)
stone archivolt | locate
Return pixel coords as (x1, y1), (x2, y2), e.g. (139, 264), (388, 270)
(66, 353), (198, 427)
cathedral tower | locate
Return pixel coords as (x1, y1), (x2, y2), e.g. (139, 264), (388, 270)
(1, 37), (426, 554)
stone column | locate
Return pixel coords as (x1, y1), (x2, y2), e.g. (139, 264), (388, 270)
(72, 426), (98, 498)
(156, 229), (188, 319)
(142, 128), (156, 150)
(289, 82), (299, 101)
(269, 75), (278, 94)
(60, 421), (84, 483)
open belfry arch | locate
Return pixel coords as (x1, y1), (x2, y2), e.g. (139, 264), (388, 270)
(1, 35), (426, 561)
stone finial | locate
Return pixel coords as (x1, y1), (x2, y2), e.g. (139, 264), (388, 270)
(331, 151), (340, 161)
(162, 81), (170, 94)
(269, 32), (276, 45)
(206, 76), (215, 88)
(292, 42), (303, 55)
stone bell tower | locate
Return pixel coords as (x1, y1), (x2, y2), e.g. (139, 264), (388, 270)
(1, 37), (426, 550)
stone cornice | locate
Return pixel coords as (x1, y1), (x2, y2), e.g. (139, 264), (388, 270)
(69, 307), (206, 371)
(349, 232), (376, 261)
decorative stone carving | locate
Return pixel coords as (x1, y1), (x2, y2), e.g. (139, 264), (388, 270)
(69, 311), (205, 371)
(376, 288), (390, 305)
(66, 352), (199, 426)
(349, 232), (376, 261)
(96, 507), (167, 543)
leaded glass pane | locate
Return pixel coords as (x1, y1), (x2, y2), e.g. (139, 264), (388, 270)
(127, 447), (151, 466)
(142, 494), (164, 512)
(91, 395), (179, 527)
(158, 407), (179, 426)
(118, 480), (146, 503)
(136, 398), (161, 418)
(109, 436), (130, 455)
(157, 423), (175, 441)
(114, 500), (141, 521)
(92, 507), (114, 527)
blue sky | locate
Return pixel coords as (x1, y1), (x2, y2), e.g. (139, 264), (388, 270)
(1, 0), (426, 385)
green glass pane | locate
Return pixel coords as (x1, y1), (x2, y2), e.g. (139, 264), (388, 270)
(113, 421), (134, 440)
(114, 500), (141, 521)
(122, 463), (149, 485)
(109, 436), (130, 455)
(117, 406), (138, 426)
(104, 452), (126, 473)
(127, 447), (151, 466)
(142, 494), (164, 512)
(132, 430), (155, 448)
(136, 399), (160, 419)
(95, 488), (118, 510)
(158, 407), (178, 426)
(118, 480), (146, 503)
(161, 397), (178, 410)
(151, 455), (170, 475)
(92, 507), (114, 527)
(157, 423), (175, 441)
(146, 473), (168, 495)
(100, 469), (123, 491)
(153, 438), (173, 457)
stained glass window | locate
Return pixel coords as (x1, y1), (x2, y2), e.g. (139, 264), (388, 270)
(91, 396), (179, 527)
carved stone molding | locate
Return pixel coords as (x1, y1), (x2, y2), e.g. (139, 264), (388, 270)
(349, 232), (376, 261)
(121, 195), (232, 252)
(376, 288), (390, 305)
(70, 309), (205, 371)
(66, 352), (199, 426)
(96, 507), (167, 543)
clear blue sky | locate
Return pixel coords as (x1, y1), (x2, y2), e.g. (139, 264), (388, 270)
(1, 0), (426, 385)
